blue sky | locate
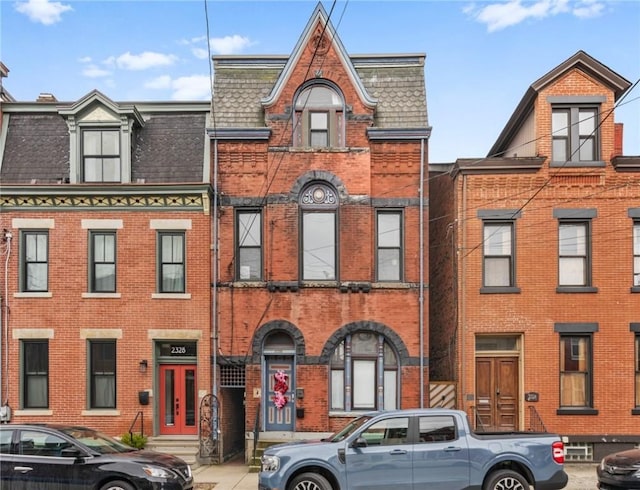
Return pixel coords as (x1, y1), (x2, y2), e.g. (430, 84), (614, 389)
(2, 0), (639, 162)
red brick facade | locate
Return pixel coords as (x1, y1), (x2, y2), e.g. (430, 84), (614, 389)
(429, 52), (640, 460)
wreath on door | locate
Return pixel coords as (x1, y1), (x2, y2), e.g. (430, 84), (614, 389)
(272, 370), (289, 409)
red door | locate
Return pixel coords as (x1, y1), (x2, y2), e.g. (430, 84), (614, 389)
(159, 365), (197, 435)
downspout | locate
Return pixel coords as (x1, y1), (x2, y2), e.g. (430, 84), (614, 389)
(419, 138), (425, 408)
(212, 138), (219, 401)
(459, 173), (467, 411)
(2, 232), (11, 411)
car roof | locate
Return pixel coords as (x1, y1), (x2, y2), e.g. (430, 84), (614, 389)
(1, 424), (94, 431)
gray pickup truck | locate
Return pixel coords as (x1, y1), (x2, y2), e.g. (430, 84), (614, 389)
(259, 408), (568, 490)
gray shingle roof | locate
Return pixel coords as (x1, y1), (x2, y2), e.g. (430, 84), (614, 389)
(1, 101), (208, 184)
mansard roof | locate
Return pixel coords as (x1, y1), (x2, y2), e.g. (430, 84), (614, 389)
(211, 3), (428, 132)
(0, 94), (210, 185)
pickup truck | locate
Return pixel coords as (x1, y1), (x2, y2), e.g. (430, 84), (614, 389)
(259, 408), (568, 490)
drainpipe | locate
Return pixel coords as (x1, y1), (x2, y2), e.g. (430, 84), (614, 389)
(459, 173), (467, 411)
(419, 138), (425, 408)
(212, 138), (219, 401)
(1, 231), (12, 418)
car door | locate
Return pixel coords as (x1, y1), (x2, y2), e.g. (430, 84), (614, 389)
(412, 415), (470, 490)
(0, 427), (17, 488)
(344, 415), (413, 490)
(5, 428), (91, 490)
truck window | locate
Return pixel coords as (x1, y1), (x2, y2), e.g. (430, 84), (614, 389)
(418, 416), (456, 443)
(360, 417), (409, 446)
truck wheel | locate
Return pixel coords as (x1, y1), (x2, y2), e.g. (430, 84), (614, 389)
(288, 472), (333, 490)
(484, 469), (529, 490)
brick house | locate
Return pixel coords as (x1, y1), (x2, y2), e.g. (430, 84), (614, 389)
(429, 50), (640, 460)
(209, 3), (430, 456)
(0, 90), (214, 445)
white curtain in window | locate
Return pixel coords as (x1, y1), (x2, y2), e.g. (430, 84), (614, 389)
(331, 369), (344, 410)
(353, 360), (375, 409)
(383, 370), (397, 410)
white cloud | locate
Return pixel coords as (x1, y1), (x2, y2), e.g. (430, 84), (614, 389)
(78, 56), (92, 64)
(191, 48), (210, 60)
(210, 35), (254, 55)
(107, 52), (178, 71)
(145, 74), (211, 100)
(573, 0), (605, 18)
(467, 0), (603, 32)
(144, 75), (172, 90)
(82, 65), (111, 78)
(14, 0), (72, 25)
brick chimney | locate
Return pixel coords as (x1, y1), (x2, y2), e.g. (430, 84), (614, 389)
(613, 123), (623, 157)
(36, 93), (57, 102)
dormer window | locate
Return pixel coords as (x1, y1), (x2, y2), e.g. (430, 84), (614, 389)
(82, 129), (121, 182)
(59, 91), (143, 184)
(294, 83), (344, 148)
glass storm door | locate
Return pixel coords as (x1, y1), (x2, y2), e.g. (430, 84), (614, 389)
(159, 365), (197, 435)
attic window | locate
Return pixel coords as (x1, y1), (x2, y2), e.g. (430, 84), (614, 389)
(82, 129), (121, 182)
(293, 83), (344, 148)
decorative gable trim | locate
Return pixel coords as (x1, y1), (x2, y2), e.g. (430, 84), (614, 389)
(260, 2), (376, 109)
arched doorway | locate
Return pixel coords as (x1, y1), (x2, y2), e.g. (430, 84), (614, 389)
(263, 331), (295, 431)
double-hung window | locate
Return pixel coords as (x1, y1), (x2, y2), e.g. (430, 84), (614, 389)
(236, 210), (262, 281)
(21, 231), (48, 292)
(82, 129), (121, 182)
(89, 340), (116, 409)
(479, 210), (520, 292)
(376, 211), (403, 282)
(554, 209), (596, 291)
(22, 340), (48, 409)
(549, 97), (603, 166)
(301, 183), (337, 281)
(330, 331), (398, 411)
(555, 322), (597, 413)
(90, 231), (116, 292)
(158, 232), (185, 293)
(293, 83), (344, 148)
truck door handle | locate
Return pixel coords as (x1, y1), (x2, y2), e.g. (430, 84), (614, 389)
(14, 466), (33, 473)
(444, 446), (462, 452)
(389, 449), (407, 455)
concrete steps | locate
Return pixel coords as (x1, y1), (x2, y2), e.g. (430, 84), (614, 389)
(145, 435), (200, 467)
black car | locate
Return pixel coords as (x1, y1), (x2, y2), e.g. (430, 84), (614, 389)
(0, 424), (193, 490)
(597, 447), (640, 489)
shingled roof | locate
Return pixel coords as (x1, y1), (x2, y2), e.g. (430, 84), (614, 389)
(212, 3), (428, 131)
(0, 94), (210, 185)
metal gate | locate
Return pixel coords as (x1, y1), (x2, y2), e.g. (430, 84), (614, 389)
(199, 394), (219, 461)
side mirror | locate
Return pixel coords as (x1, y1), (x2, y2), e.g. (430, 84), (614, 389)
(60, 446), (84, 459)
(351, 437), (368, 448)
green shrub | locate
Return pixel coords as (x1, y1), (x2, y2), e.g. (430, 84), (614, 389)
(120, 432), (148, 449)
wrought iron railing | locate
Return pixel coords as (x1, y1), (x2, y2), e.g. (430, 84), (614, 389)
(128, 410), (144, 439)
(527, 405), (547, 432)
(252, 402), (261, 464)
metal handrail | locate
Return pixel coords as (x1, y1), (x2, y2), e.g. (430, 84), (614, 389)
(527, 405), (548, 432)
(252, 402), (261, 463)
(128, 410), (144, 439)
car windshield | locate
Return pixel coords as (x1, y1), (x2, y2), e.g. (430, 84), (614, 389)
(326, 415), (373, 442)
(59, 427), (136, 454)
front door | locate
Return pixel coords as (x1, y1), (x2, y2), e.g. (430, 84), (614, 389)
(159, 364), (197, 435)
(475, 357), (518, 431)
(265, 356), (294, 431)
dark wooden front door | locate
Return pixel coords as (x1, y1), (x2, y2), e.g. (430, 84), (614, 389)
(475, 357), (518, 431)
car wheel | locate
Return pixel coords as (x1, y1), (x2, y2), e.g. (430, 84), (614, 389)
(288, 472), (333, 490)
(483, 469), (529, 490)
(99, 481), (135, 490)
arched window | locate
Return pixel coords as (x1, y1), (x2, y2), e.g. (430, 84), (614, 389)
(293, 84), (344, 148)
(300, 182), (338, 281)
(330, 331), (398, 411)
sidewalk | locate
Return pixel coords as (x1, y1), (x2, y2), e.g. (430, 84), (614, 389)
(193, 460), (598, 490)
